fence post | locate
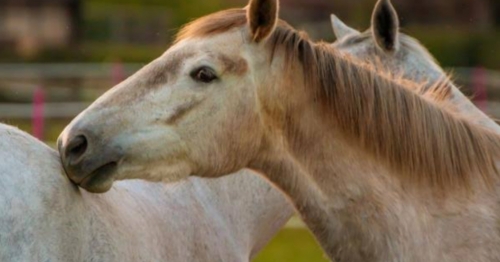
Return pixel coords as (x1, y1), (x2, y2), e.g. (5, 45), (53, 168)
(472, 66), (488, 112)
(32, 86), (45, 140)
(112, 61), (125, 85)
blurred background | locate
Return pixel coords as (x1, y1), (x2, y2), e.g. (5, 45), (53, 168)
(0, 0), (499, 261)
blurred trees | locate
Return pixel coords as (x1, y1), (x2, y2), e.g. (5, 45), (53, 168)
(87, 0), (233, 25)
(0, 0), (499, 69)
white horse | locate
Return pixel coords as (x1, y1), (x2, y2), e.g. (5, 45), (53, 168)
(0, 123), (293, 261)
(58, 0), (500, 261)
(331, 0), (500, 133)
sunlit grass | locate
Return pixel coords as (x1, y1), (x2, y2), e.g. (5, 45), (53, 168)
(253, 227), (328, 262)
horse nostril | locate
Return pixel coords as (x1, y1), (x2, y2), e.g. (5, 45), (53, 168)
(65, 135), (88, 164)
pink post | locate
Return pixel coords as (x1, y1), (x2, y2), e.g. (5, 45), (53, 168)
(472, 67), (488, 112)
(32, 86), (45, 140)
(112, 60), (125, 85)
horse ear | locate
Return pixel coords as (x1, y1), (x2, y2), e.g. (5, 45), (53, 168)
(247, 0), (279, 43)
(330, 14), (359, 39)
(371, 0), (399, 52)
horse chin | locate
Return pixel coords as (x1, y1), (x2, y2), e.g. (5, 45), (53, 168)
(78, 162), (118, 193)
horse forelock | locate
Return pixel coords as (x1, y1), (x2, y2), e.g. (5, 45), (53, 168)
(172, 7), (500, 193)
(175, 9), (248, 43)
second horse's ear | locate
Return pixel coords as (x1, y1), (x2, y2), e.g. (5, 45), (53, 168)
(330, 14), (360, 39)
(247, 0), (279, 43)
(371, 0), (399, 52)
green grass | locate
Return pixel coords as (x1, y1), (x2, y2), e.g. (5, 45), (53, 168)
(253, 228), (329, 262)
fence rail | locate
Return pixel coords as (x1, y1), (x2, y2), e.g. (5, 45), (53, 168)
(453, 67), (500, 88)
(1, 64), (500, 120)
(0, 63), (143, 79)
(1, 63), (499, 140)
(0, 102), (89, 118)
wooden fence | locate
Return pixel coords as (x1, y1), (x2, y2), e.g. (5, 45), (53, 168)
(1, 63), (500, 139)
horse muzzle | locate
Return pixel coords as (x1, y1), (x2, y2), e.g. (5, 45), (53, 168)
(58, 127), (124, 193)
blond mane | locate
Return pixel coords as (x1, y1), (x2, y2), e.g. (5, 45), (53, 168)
(176, 9), (500, 191)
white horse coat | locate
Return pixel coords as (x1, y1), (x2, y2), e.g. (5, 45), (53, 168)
(0, 124), (293, 261)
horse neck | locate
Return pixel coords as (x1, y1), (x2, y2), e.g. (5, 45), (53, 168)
(251, 136), (500, 262)
(248, 51), (499, 260)
(250, 69), (402, 261)
(250, 125), (409, 261)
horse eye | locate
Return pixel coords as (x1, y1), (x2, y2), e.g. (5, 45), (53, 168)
(191, 67), (218, 83)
